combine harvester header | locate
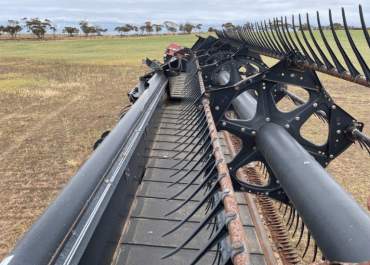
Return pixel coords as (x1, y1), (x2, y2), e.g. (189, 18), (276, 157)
(1, 5), (370, 265)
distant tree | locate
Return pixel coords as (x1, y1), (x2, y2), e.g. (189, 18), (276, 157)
(208, 27), (214, 32)
(115, 24), (134, 36)
(50, 24), (57, 38)
(179, 24), (185, 33)
(0, 25), (4, 35)
(132, 25), (139, 35)
(3, 20), (23, 39)
(183, 23), (195, 34)
(144, 21), (153, 35)
(79, 20), (94, 36)
(333, 23), (343, 30)
(195, 23), (202, 33)
(164, 21), (178, 34)
(63, 26), (79, 37)
(23, 18), (52, 39)
(94, 26), (107, 36)
(152, 24), (162, 34)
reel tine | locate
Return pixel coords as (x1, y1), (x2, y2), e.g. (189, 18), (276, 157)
(264, 20), (282, 55)
(284, 16), (300, 52)
(329, 9), (360, 78)
(172, 124), (208, 158)
(163, 190), (222, 237)
(316, 10), (346, 74)
(296, 220), (305, 247)
(285, 205), (293, 225)
(165, 177), (220, 217)
(299, 13), (323, 67)
(168, 141), (211, 179)
(188, 225), (228, 265)
(168, 160), (216, 199)
(168, 152), (213, 188)
(169, 172), (220, 213)
(212, 243), (221, 265)
(312, 241), (318, 262)
(342, 7), (370, 81)
(292, 214), (300, 238)
(174, 113), (205, 139)
(176, 108), (204, 131)
(171, 133), (210, 168)
(255, 22), (271, 52)
(161, 199), (224, 259)
(306, 13), (334, 70)
(292, 14), (314, 64)
(169, 143), (209, 180)
(259, 21), (276, 54)
(359, 5), (370, 48)
(269, 19), (284, 53)
(288, 208), (297, 230)
(174, 114), (206, 144)
(274, 18), (289, 53)
(283, 204), (289, 217)
(280, 16), (295, 52)
(302, 231), (311, 258)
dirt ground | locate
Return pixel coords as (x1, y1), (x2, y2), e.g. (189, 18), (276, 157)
(0, 58), (144, 259)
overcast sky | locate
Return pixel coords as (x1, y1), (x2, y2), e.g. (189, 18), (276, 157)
(0, 0), (368, 26)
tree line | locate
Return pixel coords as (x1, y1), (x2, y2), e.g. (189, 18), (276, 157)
(0, 18), (214, 39)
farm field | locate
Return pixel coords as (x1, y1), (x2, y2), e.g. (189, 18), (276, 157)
(0, 33), (369, 260)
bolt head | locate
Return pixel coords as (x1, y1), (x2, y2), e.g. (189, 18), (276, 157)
(332, 105), (336, 110)
(329, 154), (334, 159)
(295, 116), (300, 121)
(215, 106), (220, 111)
(313, 102), (318, 108)
(241, 127), (246, 132)
(251, 130), (256, 135)
(336, 130), (341, 135)
(285, 124), (290, 129)
(265, 117), (271, 122)
(235, 86), (240, 91)
(222, 121), (226, 126)
(281, 73), (285, 76)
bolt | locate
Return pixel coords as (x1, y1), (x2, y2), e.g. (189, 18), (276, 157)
(222, 121), (226, 126)
(332, 105), (336, 110)
(235, 86), (240, 91)
(300, 76), (304, 80)
(313, 102), (318, 108)
(295, 116), (300, 121)
(215, 106), (220, 111)
(252, 146), (257, 150)
(329, 154), (334, 159)
(241, 127), (246, 132)
(285, 124), (290, 129)
(251, 130), (256, 135)
(265, 117), (271, 122)
(290, 73), (295, 78)
(336, 129), (341, 135)
(281, 72), (285, 76)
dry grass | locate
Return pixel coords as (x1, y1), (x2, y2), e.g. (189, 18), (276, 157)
(0, 58), (144, 259)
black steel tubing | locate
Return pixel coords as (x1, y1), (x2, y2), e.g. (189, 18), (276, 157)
(233, 92), (370, 263)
